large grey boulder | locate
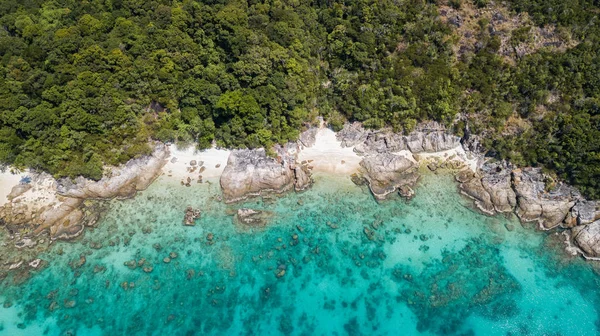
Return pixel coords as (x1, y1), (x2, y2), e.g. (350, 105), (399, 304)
(572, 220), (600, 259)
(480, 163), (517, 213)
(564, 200), (600, 228)
(57, 144), (169, 199)
(359, 153), (419, 200)
(512, 168), (577, 230)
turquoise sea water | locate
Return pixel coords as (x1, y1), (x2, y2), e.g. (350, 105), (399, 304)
(1, 172), (599, 335)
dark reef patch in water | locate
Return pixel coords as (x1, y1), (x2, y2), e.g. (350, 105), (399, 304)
(0, 174), (598, 335)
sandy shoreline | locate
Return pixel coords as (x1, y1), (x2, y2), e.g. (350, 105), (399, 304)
(162, 145), (231, 184)
(298, 128), (362, 175)
(0, 169), (24, 207)
(0, 128), (479, 209)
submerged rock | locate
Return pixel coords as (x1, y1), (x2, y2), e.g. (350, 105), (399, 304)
(235, 208), (272, 227)
(183, 206), (201, 226)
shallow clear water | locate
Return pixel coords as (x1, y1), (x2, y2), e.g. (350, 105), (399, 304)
(1, 173), (599, 335)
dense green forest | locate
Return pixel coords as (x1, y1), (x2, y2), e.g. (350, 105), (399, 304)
(0, 0), (598, 197)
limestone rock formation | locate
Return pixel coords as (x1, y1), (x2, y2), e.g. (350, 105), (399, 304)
(359, 153), (419, 200)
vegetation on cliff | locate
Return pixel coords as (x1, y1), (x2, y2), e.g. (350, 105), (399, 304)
(0, 0), (598, 197)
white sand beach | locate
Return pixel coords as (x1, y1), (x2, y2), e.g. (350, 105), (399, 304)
(163, 145), (231, 183)
(297, 128), (362, 175)
(0, 169), (24, 207)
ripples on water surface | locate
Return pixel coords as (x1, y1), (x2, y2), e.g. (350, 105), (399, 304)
(1, 173), (599, 335)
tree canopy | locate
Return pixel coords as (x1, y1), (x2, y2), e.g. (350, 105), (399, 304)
(0, 0), (598, 197)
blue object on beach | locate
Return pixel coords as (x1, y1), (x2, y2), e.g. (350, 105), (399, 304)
(19, 176), (31, 184)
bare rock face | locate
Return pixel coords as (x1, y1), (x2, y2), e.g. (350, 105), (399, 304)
(338, 121), (460, 155)
(480, 163), (517, 213)
(359, 153), (419, 200)
(57, 144), (169, 199)
(293, 165), (312, 192)
(220, 144), (313, 203)
(336, 122), (368, 148)
(564, 200), (600, 228)
(7, 184), (32, 200)
(299, 128), (318, 148)
(572, 221), (600, 259)
(512, 168), (577, 230)
(459, 177), (495, 215)
(405, 131), (461, 153)
(220, 149), (295, 203)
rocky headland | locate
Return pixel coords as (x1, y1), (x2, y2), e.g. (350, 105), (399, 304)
(0, 144), (169, 274)
(336, 122), (477, 201)
(458, 161), (600, 260)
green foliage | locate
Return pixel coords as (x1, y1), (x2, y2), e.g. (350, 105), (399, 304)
(0, 0), (598, 198)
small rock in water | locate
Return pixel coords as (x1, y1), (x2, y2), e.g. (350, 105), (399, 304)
(63, 300), (76, 308)
(169, 252), (178, 259)
(163, 257), (171, 264)
(505, 224), (515, 232)
(28, 259), (43, 269)
(143, 266), (154, 273)
(183, 206), (201, 226)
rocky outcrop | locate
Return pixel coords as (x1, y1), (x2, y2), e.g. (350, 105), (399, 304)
(512, 168), (578, 230)
(299, 128), (318, 148)
(337, 122), (461, 155)
(563, 200), (600, 228)
(57, 144), (169, 199)
(336, 122), (368, 147)
(0, 144), (169, 244)
(359, 153), (419, 200)
(571, 221), (600, 259)
(459, 162), (516, 215)
(220, 144), (312, 203)
(459, 163), (578, 229)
